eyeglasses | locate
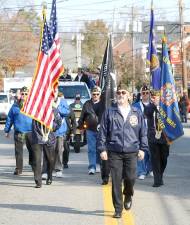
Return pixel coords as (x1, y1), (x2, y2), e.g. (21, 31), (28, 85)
(116, 90), (127, 95)
(142, 91), (149, 95)
(21, 93), (28, 96)
(92, 93), (100, 96)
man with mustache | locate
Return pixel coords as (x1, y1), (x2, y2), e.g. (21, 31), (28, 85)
(97, 83), (148, 218)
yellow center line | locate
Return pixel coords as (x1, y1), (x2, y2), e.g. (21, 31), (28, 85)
(102, 183), (136, 225)
(122, 209), (135, 225)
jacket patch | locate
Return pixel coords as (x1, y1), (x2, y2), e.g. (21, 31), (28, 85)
(129, 115), (138, 127)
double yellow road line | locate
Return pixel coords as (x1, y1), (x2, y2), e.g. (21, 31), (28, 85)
(102, 183), (135, 225)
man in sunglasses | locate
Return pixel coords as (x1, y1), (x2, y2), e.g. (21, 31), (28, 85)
(133, 85), (152, 180)
(4, 86), (33, 175)
(78, 86), (106, 176)
(97, 83), (148, 218)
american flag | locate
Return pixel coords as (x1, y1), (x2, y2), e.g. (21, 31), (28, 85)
(49, 0), (60, 50)
(21, 0), (64, 128)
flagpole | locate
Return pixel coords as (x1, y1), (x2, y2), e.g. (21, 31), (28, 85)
(40, 5), (47, 50)
(148, 0), (153, 92)
(148, 0), (153, 101)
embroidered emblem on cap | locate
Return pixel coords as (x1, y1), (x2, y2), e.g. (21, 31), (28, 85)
(129, 115), (138, 126)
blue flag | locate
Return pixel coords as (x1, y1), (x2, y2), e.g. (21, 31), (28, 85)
(158, 37), (184, 141)
(147, 3), (161, 90)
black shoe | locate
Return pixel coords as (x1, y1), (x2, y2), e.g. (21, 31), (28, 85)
(102, 179), (109, 185)
(13, 168), (22, 175)
(46, 179), (52, 185)
(64, 164), (69, 169)
(113, 212), (122, 218)
(124, 196), (132, 210)
(152, 183), (161, 187)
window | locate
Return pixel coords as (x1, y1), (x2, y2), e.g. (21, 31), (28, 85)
(0, 95), (8, 103)
(58, 85), (90, 99)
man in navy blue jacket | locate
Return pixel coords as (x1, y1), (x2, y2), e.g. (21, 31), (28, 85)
(97, 83), (148, 218)
(4, 86), (33, 175)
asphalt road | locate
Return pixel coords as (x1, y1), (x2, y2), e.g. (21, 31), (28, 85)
(0, 123), (190, 225)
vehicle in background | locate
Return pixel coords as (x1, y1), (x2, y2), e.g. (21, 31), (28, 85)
(58, 81), (90, 151)
(3, 77), (32, 93)
(58, 81), (91, 105)
(0, 92), (11, 121)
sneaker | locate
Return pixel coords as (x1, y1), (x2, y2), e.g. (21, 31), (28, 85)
(138, 175), (145, 180)
(88, 168), (95, 175)
(96, 164), (101, 173)
(56, 171), (63, 178)
(42, 173), (47, 180)
(149, 171), (154, 177)
(52, 172), (57, 177)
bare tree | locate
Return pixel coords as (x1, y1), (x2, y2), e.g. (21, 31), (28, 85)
(0, 8), (40, 77)
(81, 20), (109, 70)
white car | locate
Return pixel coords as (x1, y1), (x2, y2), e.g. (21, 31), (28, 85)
(58, 81), (91, 105)
(0, 92), (11, 121)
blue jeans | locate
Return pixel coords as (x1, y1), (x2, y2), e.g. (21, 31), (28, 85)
(86, 130), (100, 170)
(137, 150), (152, 176)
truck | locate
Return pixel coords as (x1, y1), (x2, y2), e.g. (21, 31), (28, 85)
(3, 77), (33, 94)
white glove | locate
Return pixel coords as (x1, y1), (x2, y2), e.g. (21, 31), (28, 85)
(100, 151), (108, 160)
(138, 150), (145, 161)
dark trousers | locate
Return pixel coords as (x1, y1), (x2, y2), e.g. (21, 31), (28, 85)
(32, 144), (55, 185)
(180, 112), (187, 123)
(14, 132), (33, 171)
(100, 159), (110, 182)
(108, 151), (137, 213)
(63, 138), (70, 166)
(149, 142), (169, 185)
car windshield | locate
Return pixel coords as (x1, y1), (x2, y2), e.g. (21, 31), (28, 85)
(0, 95), (8, 103)
(58, 85), (90, 99)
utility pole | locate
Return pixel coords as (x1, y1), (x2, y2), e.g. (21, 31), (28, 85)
(111, 8), (116, 46)
(76, 33), (82, 68)
(179, 0), (187, 93)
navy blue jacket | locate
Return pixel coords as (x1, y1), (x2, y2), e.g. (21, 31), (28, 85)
(97, 104), (148, 154)
(32, 108), (62, 146)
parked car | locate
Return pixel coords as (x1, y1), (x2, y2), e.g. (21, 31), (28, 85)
(0, 92), (11, 121)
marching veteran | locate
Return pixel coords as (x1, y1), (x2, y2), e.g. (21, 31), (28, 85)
(97, 83), (148, 218)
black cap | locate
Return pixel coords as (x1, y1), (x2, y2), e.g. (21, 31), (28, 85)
(20, 86), (28, 93)
(141, 85), (149, 92)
